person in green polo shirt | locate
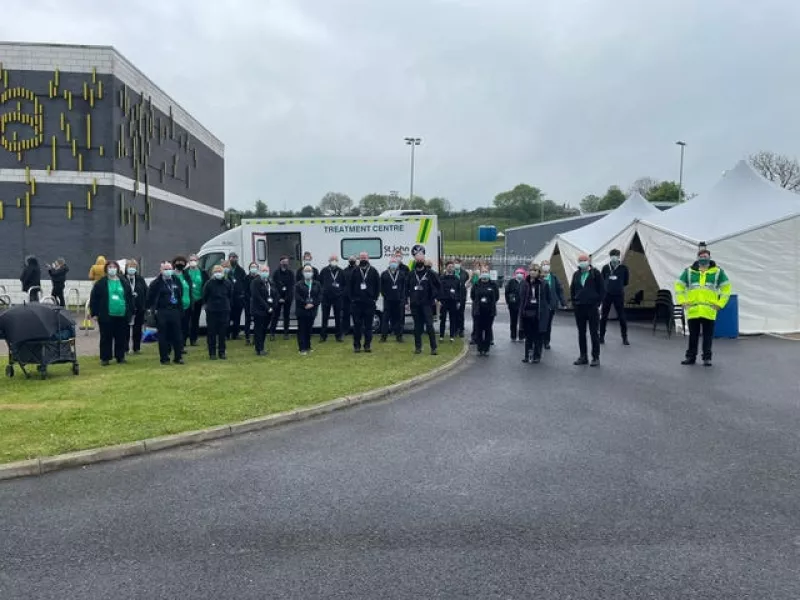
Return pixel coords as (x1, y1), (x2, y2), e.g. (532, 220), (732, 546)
(89, 260), (134, 366)
(185, 254), (208, 347)
(173, 256), (193, 351)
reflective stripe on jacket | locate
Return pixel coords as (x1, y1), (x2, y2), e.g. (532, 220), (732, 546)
(674, 262), (731, 321)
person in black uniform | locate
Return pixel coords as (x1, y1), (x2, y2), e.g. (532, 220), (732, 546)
(394, 250), (410, 276)
(519, 263), (552, 364)
(341, 255), (357, 336)
(243, 261), (260, 345)
(380, 256), (406, 342)
(227, 252), (247, 340)
(570, 253), (605, 367)
(438, 261), (462, 342)
(172, 256), (193, 350)
(20, 255), (41, 303)
(272, 255), (295, 340)
(348, 251), (380, 353)
(295, 265), (322, 355)
(124, 259), (148, 354)
(89, 260), (134, 366)
(147, 261), (185, 365)
(453, 259), (468, 337)
(599, 248), (630, 346)
(250, 264), (278, 356)
(407, 251), (439, 355)
(296, 251), (320, 282)
(48, 258), (69, 307)
(504, 268), (525, 342)
(203, 264), (233, 360)
(319, 254), (345, 342)
(471, 266), (500, 356)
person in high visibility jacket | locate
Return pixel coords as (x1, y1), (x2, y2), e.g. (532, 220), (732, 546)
(675, 244), (731, 367)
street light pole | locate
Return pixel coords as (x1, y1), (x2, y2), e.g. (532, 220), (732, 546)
(404, 137), (421, 203)
(676, 141), (686, 203)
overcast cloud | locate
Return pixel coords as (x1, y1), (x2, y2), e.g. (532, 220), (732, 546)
(5, 0), (800, 211)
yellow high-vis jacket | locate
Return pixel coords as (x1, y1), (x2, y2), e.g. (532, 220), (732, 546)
(675, 261), (731, 321)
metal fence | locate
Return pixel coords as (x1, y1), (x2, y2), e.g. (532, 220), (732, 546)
(442, 250), (539, 283)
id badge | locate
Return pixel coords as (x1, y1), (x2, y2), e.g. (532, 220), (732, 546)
(360, 283), (367, 290)
(268, 298), (274, 304)
(392, 285), (398, 290)
(480, 297), (487, 303)
(415, 285), (423, 291)
(111, 295), (120, 301)
(282, 286), (286, 291)
(610, 275), (618, 281)
(450, 288), (455, 294)
(333, 282), (339, 288)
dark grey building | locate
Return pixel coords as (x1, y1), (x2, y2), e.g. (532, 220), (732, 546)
(0, 42), (224, 280)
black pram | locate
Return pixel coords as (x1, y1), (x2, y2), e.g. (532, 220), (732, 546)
(0, 303), (79, 379)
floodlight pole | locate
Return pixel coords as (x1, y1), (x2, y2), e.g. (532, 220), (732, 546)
(676, 141), (686, 203)
(404, 137), (421, 203)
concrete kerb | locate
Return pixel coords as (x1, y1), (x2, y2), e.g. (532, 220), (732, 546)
(0, 342), (470, 482)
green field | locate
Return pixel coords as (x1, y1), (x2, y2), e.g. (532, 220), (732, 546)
(439, 215), (525, 242)
(443, 241), (502, 256)
(0, 337), (462, 464)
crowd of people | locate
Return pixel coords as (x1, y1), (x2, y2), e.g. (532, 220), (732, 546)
(21, 241), (731, 369)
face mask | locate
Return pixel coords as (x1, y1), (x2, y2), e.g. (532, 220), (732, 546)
(249, 267), (258, 274)
(480, 272), (490, 280)
(230, 260), (238, 266)
(163, 270), (174, 278)
(447, 268), (454, 274)
(578, 261), (589, 270)
(416, 263), (425, 270)
(541, 265), (551, 273)
(280, 263), (288, 269)
(127, 268), (137, 276)
(329, 261), (338, 268)
(359, 260), (368, 267)
(698, 257), (710, 266)
(515, 273), (524, 281)
(213, 272), (224, 280)
(389, 263), (398, 270)
(107, 268), (118, 277)
(175, 264), (185, 270)
(223, 268), (230, 275)
(454, 265), (461, 272)
(349, 260), (356, 266)
(304, 259), (312, 266)
(260, 271), (270, 279)
(188, 261), (197, 268)
(303, 272), (313, 280)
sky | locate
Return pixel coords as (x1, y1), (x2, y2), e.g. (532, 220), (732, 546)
(4, 0), (800, 212)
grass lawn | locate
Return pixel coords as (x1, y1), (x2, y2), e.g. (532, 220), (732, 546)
(0, 337), (462, 464)
(443, 240), (502, 256)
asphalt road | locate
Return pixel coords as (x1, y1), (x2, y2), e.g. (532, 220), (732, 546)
(2, 315), (800, 599)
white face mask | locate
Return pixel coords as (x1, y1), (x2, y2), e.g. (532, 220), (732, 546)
(188, 260), (197, 268)
(541, 265), (551, 273)
(329, 261), (338, 268)
(515, 273), (524, 281)
(127, 268), (137, 276)
(107, 268), (118, 277)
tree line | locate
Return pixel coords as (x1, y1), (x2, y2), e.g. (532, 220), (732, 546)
(224, 150), (800, 227)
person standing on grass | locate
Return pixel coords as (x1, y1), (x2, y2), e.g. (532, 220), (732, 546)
(147, 261), (185, 365)
(600, 248), (630, 346)
(407, 251), (440, 355)
(243, 261), (260, 345)
(272, 255), (295, 340)
(226, 252), (247, 341)
(48, 257), (69, 307)
(505, 268), (525, 342)
(438, 261), (463, 342)
(125, 259), (148, 354)
(380, 256), (406, 343)
(296, 251), (320, 282)
(453, 259), (469, 338)
(471, 266), (500, 356)
(570, 253), (604, 367)
(89, 260), (133, 367)
(203, 264), (233, 360)
(348, 251), (381, 353)
(250, 264), (277, 357)
(20, 255), (41, 303)
(395, 250), (410, 276)
(295, 265), (322, 355)
(342, 255), (358, 336)
(185, 254), (207, 347)
(172, 256), (192, 352)
(319, 254), (345, 343)
(540, 259), (565, 350)
(675, 243), (731, 367)
(519, 263), (551, 364)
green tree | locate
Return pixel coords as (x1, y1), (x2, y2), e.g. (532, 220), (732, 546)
(319, 192), (353, 216)
(580, 194), (602, 213)
(299, 205), (319, 217)
(359, 194), (390, 216)
(427, 196), (451, 216)
(646, 181), (684, 204)
(254, 199), (269, 218)
(597, 186), (626, 211)
(493, 184), (544, 220)
(408, 195), (428, 212)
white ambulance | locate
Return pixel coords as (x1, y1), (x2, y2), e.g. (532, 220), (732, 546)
(196, 213), (441, 330)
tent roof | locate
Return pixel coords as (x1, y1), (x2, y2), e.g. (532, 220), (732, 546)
(641, 160), (800, 242)
(559, 191), (660, 252)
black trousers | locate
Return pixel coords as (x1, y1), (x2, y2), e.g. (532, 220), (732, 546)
(382, 300), (404, 338)
(128, 310), (145, 352)
(342, 298), (353, 334)
(600, 294), (628, 340)
(181, 307), (191, 345)
(189, 301), (203, 345)
(439, 300), (458, 338)
(456, 302), (466, 336)
(411, 304), (437, 350)
(475, 312), (495, 352)
(99, 316), (128, 362)
(574, 304), (600, 360)
(52, 283), (65, 307)
(253, 314), (269, 353)
(522, 315), (542, 359)
(543, 310), (555, 345)
(206, 311), (228, 357)
(229, 298), (244, 339)
(508, 303), (520, 340)
(157, 308), (183, 362)
(687, 317), (715, 360)
(296, 310), (315, 351)
(321, 297), (343, 339)
(243, 303), (252, 340)
(351, 302), (375, 349)
(28, 289), (39, 303)
(271, 297), (291, 335)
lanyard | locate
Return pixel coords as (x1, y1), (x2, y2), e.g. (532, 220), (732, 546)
(306, 282), (313, 302)
(414, 271), (427, 286)
(360, 267), (369, 281)
(389, 270), (399, 285)
(330, 268), (339, 283)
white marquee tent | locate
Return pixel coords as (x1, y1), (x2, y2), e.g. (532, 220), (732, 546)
(534, 191), (661, 274)
(632, 160), (800, 334)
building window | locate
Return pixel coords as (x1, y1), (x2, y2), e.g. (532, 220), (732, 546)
(342, 238), (382, 260)
(256, 239), (267, 262)
(198, 252), (224, 275)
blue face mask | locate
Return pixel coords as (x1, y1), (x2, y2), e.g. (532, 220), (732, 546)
(223, 268), (230, 275)
(163, 270), (174, 278)
(389, 263), (398, 270)
(578, 261), (589, 270)
(260, 271), (270, 279)
(698, 257), (710, 266)
(480, 272), (490, 280)
(303, 272), (313, 281)
(127, 268), (137, 276)
(610, 257), (620, 265)
(213, 272), (224, 280)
